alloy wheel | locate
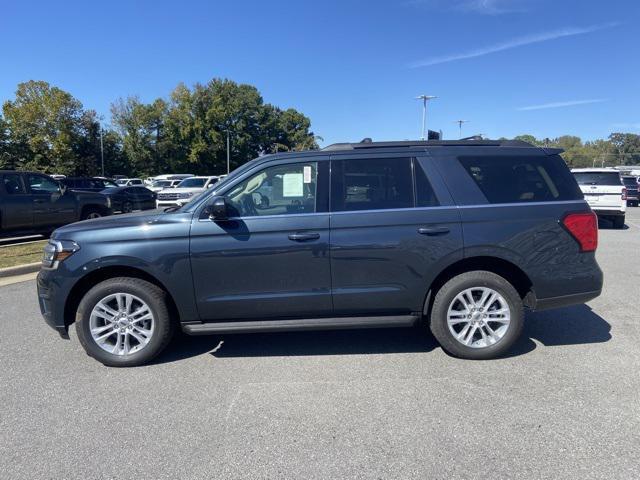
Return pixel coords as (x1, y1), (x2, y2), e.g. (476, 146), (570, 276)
(89, 293), (155, 356)
(446, 287), (511, 349)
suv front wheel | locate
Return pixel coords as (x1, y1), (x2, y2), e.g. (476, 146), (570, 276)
(75, 277), (174, 367)
(430, 271), (524, 360)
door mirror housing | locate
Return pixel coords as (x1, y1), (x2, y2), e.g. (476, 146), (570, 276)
(208, 196), (229, 221)
(59, 183), (67, 195)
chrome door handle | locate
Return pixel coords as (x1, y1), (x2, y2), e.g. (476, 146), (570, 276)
(418, 226), (450, 236)
(288, 232), (320, 242)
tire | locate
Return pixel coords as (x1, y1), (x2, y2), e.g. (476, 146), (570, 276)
(429, 271), (524, 360)
(613, 215), (625, 229)
(81, 207), (103, 220)
(75, 277), (175, 367)
(122, 201), (133, 213)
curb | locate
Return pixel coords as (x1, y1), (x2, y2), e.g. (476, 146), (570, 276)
(0, 262), (41, 279)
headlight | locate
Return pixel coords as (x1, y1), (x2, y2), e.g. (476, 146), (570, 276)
(178, 192), (194, 199)
(42, 240), (80, 270)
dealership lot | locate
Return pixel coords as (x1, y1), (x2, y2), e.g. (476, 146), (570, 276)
(1, 210), (639, 479)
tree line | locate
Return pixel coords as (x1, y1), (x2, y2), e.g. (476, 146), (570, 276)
(509, 134), (640, 168)
(0, 79), (321, 177)
(2, 79), (640, 177)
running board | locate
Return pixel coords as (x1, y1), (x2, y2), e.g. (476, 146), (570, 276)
(182, 315), (419, 335)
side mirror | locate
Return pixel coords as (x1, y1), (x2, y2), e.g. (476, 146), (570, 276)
(208, 196), (229, 221)
(59, 183), (67, 195)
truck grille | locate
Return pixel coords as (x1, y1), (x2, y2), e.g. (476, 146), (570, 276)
(157, 192), (179, 200)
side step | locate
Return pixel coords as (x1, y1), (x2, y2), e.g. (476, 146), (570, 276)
(182, 315), (419, 335)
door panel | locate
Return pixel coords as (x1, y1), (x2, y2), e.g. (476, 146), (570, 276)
(26, 174), (76, 227)
(330, 207), (463, 314)
(190, 214), (332, 320)
(329, 155), (463, 315)
(190, 157), (331, 321)
(1, 174), (33, 230)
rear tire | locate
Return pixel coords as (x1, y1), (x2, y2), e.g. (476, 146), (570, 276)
(613, 215), (625, 229)
(81, 207), (103, 220)
(75, 277), (175, 367)
(122, 201), (133, 213)
(430, 271), (524, 360)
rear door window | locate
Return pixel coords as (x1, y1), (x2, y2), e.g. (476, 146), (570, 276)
(331, 158), (414, 211)
(458, 155), (582, 204)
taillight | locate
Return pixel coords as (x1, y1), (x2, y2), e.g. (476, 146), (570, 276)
(622, 187), (627, 200)
(562, 212), (598, 252)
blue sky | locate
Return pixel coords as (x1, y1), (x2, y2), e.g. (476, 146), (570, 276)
(1, 0), (639, 146)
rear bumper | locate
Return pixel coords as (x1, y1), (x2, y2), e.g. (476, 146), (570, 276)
(533, 289), (602, 311)
(591, 208), (625, 216)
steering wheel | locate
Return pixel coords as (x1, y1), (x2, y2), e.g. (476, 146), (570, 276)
(241, 195), (258, 216)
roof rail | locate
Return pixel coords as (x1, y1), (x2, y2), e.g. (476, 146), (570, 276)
(322, 139), (534, 151)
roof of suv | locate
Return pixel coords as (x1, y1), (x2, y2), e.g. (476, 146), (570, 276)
(321, 139), (535, 151)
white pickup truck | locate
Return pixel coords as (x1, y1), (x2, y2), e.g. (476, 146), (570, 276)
(572, 168), (626, 228)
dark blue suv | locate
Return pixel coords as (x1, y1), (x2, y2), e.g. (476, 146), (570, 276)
(37, 140), (603, 366)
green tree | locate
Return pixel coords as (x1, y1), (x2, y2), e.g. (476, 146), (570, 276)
(2, 80), (89, 174)
(608, 133), (640, 165)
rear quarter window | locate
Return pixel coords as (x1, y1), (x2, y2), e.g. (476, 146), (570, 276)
(458, 155), (583, 204)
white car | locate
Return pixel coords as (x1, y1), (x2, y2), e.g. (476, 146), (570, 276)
(148, 179), (182, 193)
(156, 176), (220, 208)
(115, 178), (144, 187)
(572, 168), (626, 228)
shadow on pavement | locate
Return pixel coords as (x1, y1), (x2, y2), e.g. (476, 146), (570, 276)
(152, 303), (611, 365)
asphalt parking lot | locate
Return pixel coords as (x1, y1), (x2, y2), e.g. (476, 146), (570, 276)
(1, 210), (639, 479)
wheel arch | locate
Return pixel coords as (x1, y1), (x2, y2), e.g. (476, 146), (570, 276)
(423, 256), (534, 317)
(64, 265), (181, 329)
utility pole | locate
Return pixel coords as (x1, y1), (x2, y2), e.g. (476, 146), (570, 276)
(416, 95), (437, 140)
(454, 120), (469, 139)
(99, 126), (105, 177)
(226, 130), (230, 175)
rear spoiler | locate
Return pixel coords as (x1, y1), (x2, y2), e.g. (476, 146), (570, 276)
(543, 147), (564, 155)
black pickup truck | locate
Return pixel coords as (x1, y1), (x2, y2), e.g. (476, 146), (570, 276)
(1, 170), (112, 235)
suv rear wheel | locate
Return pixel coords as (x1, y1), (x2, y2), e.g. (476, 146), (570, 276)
(430, 271), (524, 360)
(75, 277), (174, 367)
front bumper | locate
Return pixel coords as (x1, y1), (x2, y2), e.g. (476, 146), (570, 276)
(37, 270), (70, 339)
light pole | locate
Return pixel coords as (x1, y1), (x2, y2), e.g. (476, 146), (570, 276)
(454, 120), (469, 139)
(99, 125), (105, 176)
(226, 130), (230, 174)
(416, 95), (437, 140)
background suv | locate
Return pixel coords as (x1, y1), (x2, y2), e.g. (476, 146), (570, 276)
(622, 176), (639, 207)
(37, 140), (602, 367)
(156, 176), (219, 208)
(572, 168), (626, 228)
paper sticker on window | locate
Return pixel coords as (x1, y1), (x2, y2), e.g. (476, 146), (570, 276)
(303, 165), (312, 184)
(283, 173), (303, 197)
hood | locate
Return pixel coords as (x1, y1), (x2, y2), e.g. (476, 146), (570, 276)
(53, 209), (166, 237)
(71, 189), (109, 201)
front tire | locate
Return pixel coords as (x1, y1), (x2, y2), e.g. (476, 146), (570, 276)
(75, 277), (175, 367)
(430, 271), (524, 360)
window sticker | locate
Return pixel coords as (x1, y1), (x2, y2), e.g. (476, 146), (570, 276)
(303, 165), (312, 184)
(282, 173), (303, 197)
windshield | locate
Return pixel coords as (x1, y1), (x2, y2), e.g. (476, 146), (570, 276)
(115, 179), (127, 185)
(153, 180), (172, 187)
(101, 187), (121, 194)
(573, 172), (621, 186)
(622, 177), (638, 186)
(178, 178), (207, 188)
